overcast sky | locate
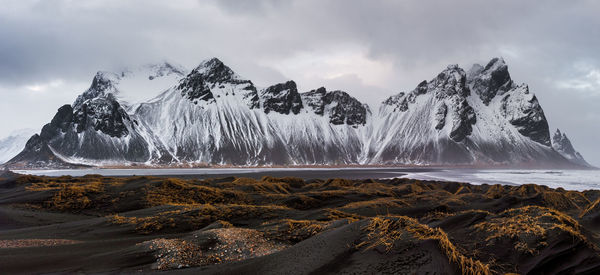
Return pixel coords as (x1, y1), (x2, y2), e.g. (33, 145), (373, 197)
(1, 0), (599, 165)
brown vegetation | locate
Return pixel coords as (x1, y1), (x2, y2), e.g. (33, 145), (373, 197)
(5, 174), (600, 273)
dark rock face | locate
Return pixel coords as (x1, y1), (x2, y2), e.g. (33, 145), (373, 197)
(383, 65), (476, 142)
(302, 87), (368, 126)
(324, 91), (368, 126)
(467, 58), (551, 147)
(73, 94), (130, 138)
(302, 87), (327, 115)
(261, 81), (303, 115)
(178, 58), (260, 108)
(431, 65), (470, 98)
(198, 58), (244, 85)
(74, 73), (113, 106)
(383, 81), (429, 112)
(500, 87), (551, 146)
(552, 129), (590, 166)
(5, 134), (75, 168)
(434, 103), (447, 130)
(553, 129), (577, 156)
(6, 72), (155, 167)
(468, 58), (514, 105)
(177, 69), (215, 102)
(449, 98), (477, 142)
(41, 96), (131, 139)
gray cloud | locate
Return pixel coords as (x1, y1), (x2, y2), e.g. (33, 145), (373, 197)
(0, 0), (599, 165)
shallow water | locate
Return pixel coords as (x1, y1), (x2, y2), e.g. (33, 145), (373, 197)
(13, 167), (600, 191)
(401, 169), (600, 191)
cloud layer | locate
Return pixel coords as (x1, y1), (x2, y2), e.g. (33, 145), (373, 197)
(1, 0), (599, 165)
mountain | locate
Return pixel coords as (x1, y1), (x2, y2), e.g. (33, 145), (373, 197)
(552, 129), (589, 167)
(368, 58), (567, 166)
(0, 128), (37, 164)
(3, 58), (591, 168)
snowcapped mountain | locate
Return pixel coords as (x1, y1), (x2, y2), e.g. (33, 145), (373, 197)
(552, 129), (589, 167)
(3, 57), (591, 168)
(0, 128), (37, 164)
(368, 58), (571, 166)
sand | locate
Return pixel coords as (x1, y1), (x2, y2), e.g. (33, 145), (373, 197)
(1, 171), (600, 274)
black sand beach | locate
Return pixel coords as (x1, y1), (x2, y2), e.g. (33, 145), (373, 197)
(1, 170), (600, 274)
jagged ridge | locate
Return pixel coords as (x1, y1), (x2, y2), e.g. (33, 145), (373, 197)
(3, 57), (591, 168)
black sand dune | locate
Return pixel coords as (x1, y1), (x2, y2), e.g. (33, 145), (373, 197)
(1, 170), (600, 274)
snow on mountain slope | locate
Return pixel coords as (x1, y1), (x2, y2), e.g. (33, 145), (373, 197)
(117, 62), (187, 107)
(552, 129), (590, 167)
(3, 57), (590, 168)
(0, 128), (37, 164)
(370, 58), (572, 166)
(5, 62), (185, 168)
(134, 58), (370, 165)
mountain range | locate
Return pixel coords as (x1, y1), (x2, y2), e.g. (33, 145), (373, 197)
(2, 57), (591, 168)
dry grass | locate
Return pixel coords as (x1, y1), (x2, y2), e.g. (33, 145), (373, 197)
(541, 191), (577, 210)
(580, 198), (600, 218)
(145, 178), (246, 206)
(359, 216), (491, 275)
(474, 206), (587, 254)
(12, 174), (600, 273)
(264, 219), (332, 243)
(26, 180), (109, 210)
(110, 203), (291, 234)
(339, 197), (410, 210)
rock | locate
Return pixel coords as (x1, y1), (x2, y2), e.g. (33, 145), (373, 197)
(302, 87), (368, 126)
(552, 129), (590, 166)
(468, 57), (514, 105)
(261, 81), (303, 115)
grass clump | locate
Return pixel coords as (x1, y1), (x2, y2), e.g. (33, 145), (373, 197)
(474, 206), (587, 254)
(359, 216), (491, 275)
(110, 203), (291, 234)
(145, 178), (248, 206)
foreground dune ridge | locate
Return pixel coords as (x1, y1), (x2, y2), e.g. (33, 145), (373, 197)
(1, 172), (600, 274)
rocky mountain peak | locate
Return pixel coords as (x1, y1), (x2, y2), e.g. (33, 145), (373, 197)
(430, 65), (469, 98)
(551, 129), (589, 166)
(468, 57), (514, 105)
(500, 84), (551, 146)
(177, 58), (259, 108)
(261, 80), (303, 115)
(4, 56), (591, 168)
(552, 129), (572, 151)
(73, 71), (120, 107)
(302, 87), (368, 126)
(194, 57), (243, 84)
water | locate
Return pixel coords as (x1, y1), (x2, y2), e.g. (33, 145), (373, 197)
(12, 167), (600, 191)
(401, 169), (600, 191)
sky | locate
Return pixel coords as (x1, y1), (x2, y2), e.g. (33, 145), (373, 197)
(0, 0), (599, 165)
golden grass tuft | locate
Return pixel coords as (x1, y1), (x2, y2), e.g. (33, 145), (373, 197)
(145, 178), (248, 206)
(484, 184), (506, 199)
(261, 176), (305, 188)
(339, 197), (411, 210)
(580, 198), (600, 218)
(26, 180), (108, 210)
(110, 203), (291, 234)
(474, 205), (587, 254)
(541, 191), (577, 210)
(266, 219), (331, 243)
(360, 216), (491, 275)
